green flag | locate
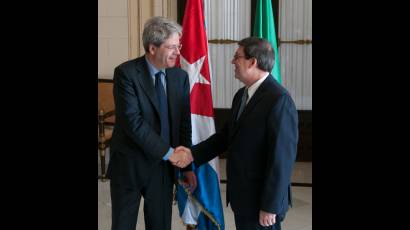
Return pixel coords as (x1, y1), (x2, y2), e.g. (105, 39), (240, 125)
(253, 0), (281, 84)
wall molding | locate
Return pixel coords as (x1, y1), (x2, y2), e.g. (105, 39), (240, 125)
(98, 78), (114, 83)
(208, 39), (238, 44)
(128, 0), (141, 59)
(207, 39), (312, 46)
(279, 39), (312, 45)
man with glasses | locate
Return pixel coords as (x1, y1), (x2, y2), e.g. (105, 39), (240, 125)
(107, 16), (196, 230)
(175, 37), (299, 230)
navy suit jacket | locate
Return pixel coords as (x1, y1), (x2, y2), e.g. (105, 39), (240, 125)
(107, 56), (192, 190)
(192, 75), (298, 217)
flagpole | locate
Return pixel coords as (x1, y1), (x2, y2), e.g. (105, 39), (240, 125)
(178, 179), (221, 230)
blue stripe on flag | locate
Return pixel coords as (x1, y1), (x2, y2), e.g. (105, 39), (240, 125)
(177, 162), (225, 229)
(198, 212), (219, 230)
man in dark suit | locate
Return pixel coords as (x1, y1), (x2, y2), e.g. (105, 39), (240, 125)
(174, 37), (299, 230)
(106, 17), (196, 230)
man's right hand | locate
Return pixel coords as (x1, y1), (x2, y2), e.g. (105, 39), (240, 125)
(169, 146), (193, 168)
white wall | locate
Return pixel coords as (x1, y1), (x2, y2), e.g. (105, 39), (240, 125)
(205, 0), (251, 109)
(279, 0), (312, 110)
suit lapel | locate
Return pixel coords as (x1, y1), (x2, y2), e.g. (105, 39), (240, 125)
(231, 88), (244, 122)
(229, 93), (242, 140)
(134, 57), (160, 115)
(237, 84), (266, 121)
(230, 77), (272, 138)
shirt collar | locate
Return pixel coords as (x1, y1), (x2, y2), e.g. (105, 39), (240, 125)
(145, 56), (165, 77)
(246, 72), (269, 103)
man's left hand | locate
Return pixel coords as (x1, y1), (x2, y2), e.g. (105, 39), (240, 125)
(259, 210), (276, 227)
(182, 171), (197, 193)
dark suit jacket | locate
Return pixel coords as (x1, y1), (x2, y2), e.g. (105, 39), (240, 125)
(192, 75), (298, 217)
(107, 56), (192, 190)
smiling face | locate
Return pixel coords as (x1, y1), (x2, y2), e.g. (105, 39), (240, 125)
(148, 33), (181, 69)
(231, 46), (253, 83)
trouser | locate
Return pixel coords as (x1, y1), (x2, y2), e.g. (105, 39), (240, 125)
(110, 161), (174, 230)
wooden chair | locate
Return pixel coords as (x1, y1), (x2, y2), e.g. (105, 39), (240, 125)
(98, 81), (115, 181)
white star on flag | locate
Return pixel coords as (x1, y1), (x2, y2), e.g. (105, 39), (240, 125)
(180, 55), (210, 92)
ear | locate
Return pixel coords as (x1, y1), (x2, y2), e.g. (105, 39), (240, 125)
(148, 44), (157, 55)
(249, 57), (258, 68)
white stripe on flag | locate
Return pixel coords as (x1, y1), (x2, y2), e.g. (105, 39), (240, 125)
(191, 114), (220, 178)
(191, 114), (215, 143)
(182, 196), (201, 225)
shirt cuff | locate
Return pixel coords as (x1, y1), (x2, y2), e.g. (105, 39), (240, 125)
(162, 147), (174, 160)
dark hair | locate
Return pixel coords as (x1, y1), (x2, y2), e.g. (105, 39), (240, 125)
(142, 17), (182, 52)
(238, 37), (274, 72)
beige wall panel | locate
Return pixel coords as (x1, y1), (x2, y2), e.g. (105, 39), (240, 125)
(99, 17), (128, 38)
(99, 0), (178, 77)
(106, 0), (128, 16)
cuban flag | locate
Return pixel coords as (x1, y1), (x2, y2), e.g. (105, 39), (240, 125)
(176, 0), (225, 229)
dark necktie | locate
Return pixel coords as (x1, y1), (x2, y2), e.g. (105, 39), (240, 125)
(236, 88), (248, 121)
(155, 71), (170, 144)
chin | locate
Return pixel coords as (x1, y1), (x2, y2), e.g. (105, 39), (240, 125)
(167, 61), (176, 67)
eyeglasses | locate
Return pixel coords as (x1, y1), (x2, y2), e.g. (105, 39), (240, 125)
(233, 54), (247, 60)
(163, 44), (182, 51)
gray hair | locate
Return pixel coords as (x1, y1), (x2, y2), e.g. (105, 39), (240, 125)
(238, 37), (275, 72)
(142, 16), (182, 52)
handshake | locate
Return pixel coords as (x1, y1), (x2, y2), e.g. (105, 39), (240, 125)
(169, 146), (193, 168)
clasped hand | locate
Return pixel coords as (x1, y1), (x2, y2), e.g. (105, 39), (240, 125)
(168, 146), (193, 168)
